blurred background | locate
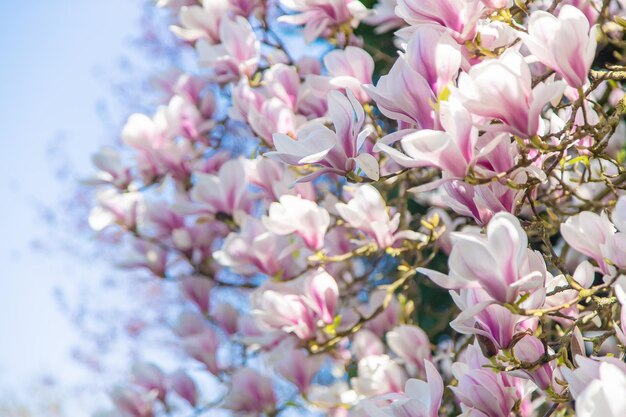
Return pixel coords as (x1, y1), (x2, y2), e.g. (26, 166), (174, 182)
(0, 1), (170, 414)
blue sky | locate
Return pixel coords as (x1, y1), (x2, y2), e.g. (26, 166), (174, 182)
(0, 0), (146, 399)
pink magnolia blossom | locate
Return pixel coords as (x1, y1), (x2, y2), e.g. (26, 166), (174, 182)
(272, 344), (325, 392)
(197, 16), (260, 83)
(267, 90), (379, 181)
(351, 355), (408, 397)
(365, 56), (436, 130)
(230, 78), (264, 122)
(560, 210), (615, 274)
(614, 276), (626, 345)
(223, 368), (277, 415)
(263, 195), (330, 251)
(169, 370), (198, 407)
(402, 25), (463, 98)
(450, 288), (531, 350)
(386, 325), (432, 377)
(212, 302), (239, 335)
(109, 386), (155, 417)
(419, 213), (547, 303)
(174, 311), (208, 338)
(229, 0), (264, 17)
(165, 95), (214, 141)
(375, 100), (477, 178)
(352, 329), (385, 360)
(180, 275), (213, 315)
(245, 157), (316, 202)
(336, 184), (424, 248)
(89, 190), (143, 232)
(214, 215), (307, 278)
(451, 367), (519, 417)
(481, 0), (512, 8)
(188, 158), (254, 218)
(362, 0), (404, 33)
(561, 356), (626, 417)
(118, 240), (168, 278)
(261, 64), (327, 118)
(512, 335), (553, 390)
(308, 47), (375, 103)
(253, 289), (318, 340)
(395, 0), (485, 41)
(248, 98), (301, 145)
(131, 363), (167, 403)
(170, 0), (229, 43)
(304, 268), (340, 324)
(87, 147), (132, 189)
(439, 179), (522, 226)
(453, 50), (565, 138)
(279, 0), (368, 43)
(361, 361), (444, 417)
(520, 5), (597, 88)
(181, 327), (220, 375)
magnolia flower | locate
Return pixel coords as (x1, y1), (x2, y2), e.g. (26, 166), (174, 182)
(279, 0), (368, 43)
(118, 240), (168, 278)
(164, 95), (214, 141)
(352, 329), (385, 360)
(402, 25), (462, 98)
(440, 179), (522, 226)
(174, 311), (208, 338)
(263, 194), (330, 251)
(181, 327), (220, 375)
(365, 55), (436, 130)
(87, 147), (132, 188)
(304, 268), (339, 324)
(188, 158), (254, 218)
(131, 363), (167, 402)
(336, 184), (424, 248)
(560, 210), (615, 274)
(396, 0), (485, 41)
(387, 325), (432, 377)
(512, 335), (553, 390)
(451, 367), (518, 417)
(453, 50), (565, 138)
(308, 46), (375, 103)
(562, 357), (626, 416)
(170, 0), (229, 43)
(197, 16), (260, 83)
(89, 189), (143, 232)
(375, 100), (477, 178)
(169, 370), (198, 407)
(253, 290), (317, 340)
(267, 90), (379, 182)
(214, 215), (308, 278)
(109, 386), (155, 417)
(272, 344), (325, 392)
(450, 288), (530, 351)
(481, 0), (512, 8)
(362, 0), (404, 33)
(614, 276), (626, 345)
(180, 276), (213, 316)
(351, 355), (408, 397)
(248, 98), (301, 144)
(223, 368), (276, 415)
(520, 5), (597, 88)
(229, 0), (264, 17)
(212, 302), (239, 335)
(361, 361), (443, 417)
(245, 157), (316, 202)
(419, 212), (547, 303)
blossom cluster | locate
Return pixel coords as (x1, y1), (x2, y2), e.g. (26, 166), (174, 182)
(88, 0), (626, 416)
